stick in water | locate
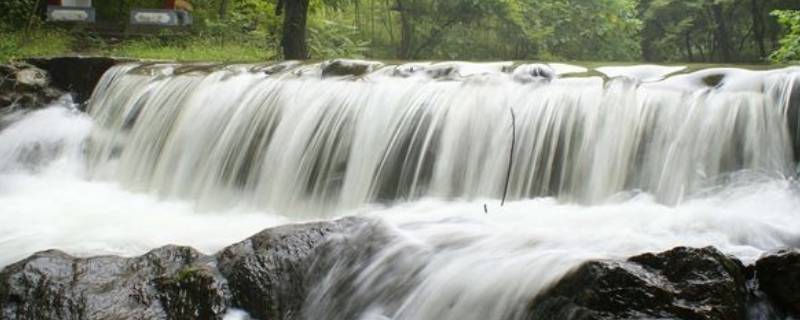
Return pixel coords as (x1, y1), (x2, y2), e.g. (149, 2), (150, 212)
(501, 108), (516, 207)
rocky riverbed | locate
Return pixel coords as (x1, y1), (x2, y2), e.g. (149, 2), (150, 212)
(1, 216), (799, 320)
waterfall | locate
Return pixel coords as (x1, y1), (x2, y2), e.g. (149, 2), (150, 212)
(2, 61), (800, 320)
(86, 61), (799, 213)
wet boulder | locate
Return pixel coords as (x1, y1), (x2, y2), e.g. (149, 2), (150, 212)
(321, 59), (384, 78)
(0, 217), (367, 320)
(756, 249), (800, 317)
(217, 217), (366, 320)
(0, 246), (228, 320)
(527, 247), (748, 320)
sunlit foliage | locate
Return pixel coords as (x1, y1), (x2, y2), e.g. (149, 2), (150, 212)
(770, 10), (800, 63)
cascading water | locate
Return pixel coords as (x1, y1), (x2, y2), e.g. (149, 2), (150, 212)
(1, 60), (799, 320)
(86, 62), (799, 212)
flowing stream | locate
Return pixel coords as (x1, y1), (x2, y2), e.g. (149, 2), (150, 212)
(1, 61), (799, 319)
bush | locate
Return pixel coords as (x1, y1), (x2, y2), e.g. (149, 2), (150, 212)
(0, 0), (39, 29)
(770, 10), (800, 63)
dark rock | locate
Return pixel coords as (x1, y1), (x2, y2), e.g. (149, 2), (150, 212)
(0, 217), (367, 320)
(155, 265), (232, 320)
(2, 219), (763, 320)
(321, 59), (384, 78)
(391, 63), (429, 77)
(756, 249), (800, 317)
(425, 63), (459, 79)
(527, 247), (748, 320)
(0, 246), (226, 320)
(702, 74), (725, 87)
(26, 57), (131, 106)
(217, 217), (367, 320)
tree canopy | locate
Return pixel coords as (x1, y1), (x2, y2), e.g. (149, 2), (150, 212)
(1, 0), (799, 63)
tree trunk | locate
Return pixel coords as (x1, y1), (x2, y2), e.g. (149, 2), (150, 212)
(711, 3), (733, 62)
(750, 0), (766, 59)
(396, 0), (413, 59)
(277, 0), (310, 60)
(219, 0), (229, 20)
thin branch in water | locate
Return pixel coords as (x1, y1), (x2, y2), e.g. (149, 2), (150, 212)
(501, 108), (516, 207)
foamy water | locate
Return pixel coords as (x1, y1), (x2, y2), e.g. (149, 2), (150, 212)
(0, 106), (288, 266)
(302, 177), (800, 320)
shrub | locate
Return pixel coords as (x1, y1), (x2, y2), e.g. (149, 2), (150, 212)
(770, 10), (800, 63)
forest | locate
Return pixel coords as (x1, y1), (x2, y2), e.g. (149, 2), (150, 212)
(1, 0), (800, 63)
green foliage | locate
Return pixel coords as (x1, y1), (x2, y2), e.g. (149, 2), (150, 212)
(306, 0), (642, 61)
(308, 18), (370, 59)
(770, 10), (800, 63)
(527, 0), (642, 61)
(0, 28), (74, 62)
(639, 0), (800, 62)
(0, 0), (38, 29)
(106, 36), (273, 62)
(0, 0), (798, 63)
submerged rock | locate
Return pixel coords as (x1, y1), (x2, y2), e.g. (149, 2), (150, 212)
(527, 247), (748, 320)
(512, 64), (556, 83)
(756, 249), (800, 317)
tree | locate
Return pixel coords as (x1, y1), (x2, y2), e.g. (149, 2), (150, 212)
(770, 9), (800, 62)
(219, 0), (230, 19)
(276, 0), (311, 59)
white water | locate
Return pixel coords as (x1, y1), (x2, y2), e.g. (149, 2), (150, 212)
(1, 61), (799, 319)
(0, 105), (287, 266)
(305, 179), (800, 320)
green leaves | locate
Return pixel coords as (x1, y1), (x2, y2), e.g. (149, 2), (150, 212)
(770, 10), (800, 63)
(308, 18), (370, 58)
(0, 0), (38, 30)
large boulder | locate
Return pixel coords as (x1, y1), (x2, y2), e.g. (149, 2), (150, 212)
(527, 247), (748, 320)
(755, 249), (800, 317)
(0, 217), (369, 320)
(217, 217), (365, 320)
(0, 246), (227, 320)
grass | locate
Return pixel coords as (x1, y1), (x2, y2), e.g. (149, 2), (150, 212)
(107, 37), (276, 63)
(0, 28), (73, 62)
(0, 26), (277, 63)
